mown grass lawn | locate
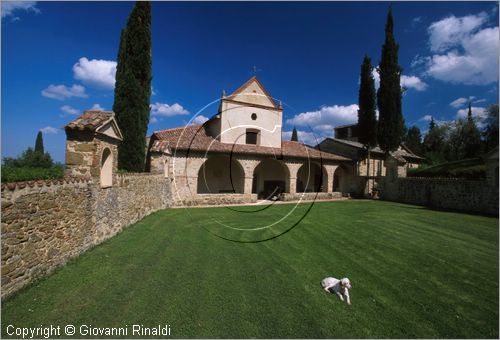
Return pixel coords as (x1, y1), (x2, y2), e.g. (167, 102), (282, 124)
(2, 200), (498, 338)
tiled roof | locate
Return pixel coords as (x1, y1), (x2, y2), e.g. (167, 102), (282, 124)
(65, 110), (115, 131)
(152, 125), (351, 161)
(326, 138), (424, 160)
(150, 140), (171, 154)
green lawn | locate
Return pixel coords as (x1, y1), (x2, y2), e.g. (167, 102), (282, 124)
(2, 200), (498, 338)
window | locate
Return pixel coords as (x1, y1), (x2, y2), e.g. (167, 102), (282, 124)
(246, 129), (260, 145)
(251, 113), (257, 120)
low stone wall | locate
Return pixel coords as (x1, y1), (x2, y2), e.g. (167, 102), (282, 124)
(379, 177), (498, 215)
(281, 192), (343, 201)
(173, 193), (257, 206)
(1, 174), (172, 299)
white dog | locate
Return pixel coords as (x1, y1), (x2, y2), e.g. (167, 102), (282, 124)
(321, 277), (352, 305)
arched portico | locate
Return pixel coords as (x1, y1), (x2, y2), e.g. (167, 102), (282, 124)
(296, 162), (328, 192)
(333, 165), (354, 194)
(197, 155), (245, 193)
(252, 159), (290, 199)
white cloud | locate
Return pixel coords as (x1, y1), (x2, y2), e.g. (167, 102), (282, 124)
(40, 126), (58, 134)
(371, 69), (427, 91)
(150, 102), (190, 117)
(1, 1), (39, 19)
(73, 57), (117, 89)
(419, 114), (433, 122)
(150, 116), (159, 124)
(401, 75), (428, 91)
(286, 104), (359, 129)
(456, 106), (487, 120)
(192, 115), (209, 125)
(424, 12), (499, 85)
(428, 12), (488, 52)
(449, 97), (470, 108)
(91, 103), (104, 110)
(60, 105), (80, 116)
(283, 130), (324, 146)
(41, 84), (88, 100)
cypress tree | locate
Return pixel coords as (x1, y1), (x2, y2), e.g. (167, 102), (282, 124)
(291, 127), (298, 142)
(357, 55), (378, 187)
(35, 131), (44, 154)
(377, 7), (404, 153)
(462, 102), (481, 158)
(113, 1), (152, 172)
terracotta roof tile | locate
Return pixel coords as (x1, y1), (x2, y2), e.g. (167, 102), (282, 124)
(153, 125), (351, 161)
(65, 110), (114, 131)
(150, 140), (171, 154)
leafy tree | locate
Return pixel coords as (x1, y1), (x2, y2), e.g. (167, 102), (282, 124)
(35, 131), (44, 154)
(357, 54), (377, 180)
(462, 102), (481, 158)
(377, 7), (404, 153)
(113, 1), (152, 172)
(3, 148), (54, 169)
(291, 127), (298, 142)
(423, 118), (447, 164)
(482, 104), (499, 152)
(403, 125), (422, 155)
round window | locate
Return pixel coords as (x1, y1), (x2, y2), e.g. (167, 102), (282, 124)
(251, 113), (257, 120)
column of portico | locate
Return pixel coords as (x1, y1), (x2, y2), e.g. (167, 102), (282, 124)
(286, 162), (302, 194)
(324, 164), (338, 193)
(238, 158), (260, 194)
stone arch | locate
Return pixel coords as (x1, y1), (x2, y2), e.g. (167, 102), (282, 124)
(252, 159), (290, 199)
(333, 165), (353, 194)
(296, 162), (328, 193)
(197, 155), (245, 194)
(100, 147), (113, 188)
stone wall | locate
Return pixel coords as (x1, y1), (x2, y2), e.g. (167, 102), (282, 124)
(281, 192), (343, 201)
(379, 177), (499, 215)
(1, 174), (172, 299)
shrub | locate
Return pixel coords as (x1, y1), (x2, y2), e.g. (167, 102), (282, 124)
(407, 158), (486, 180)
(1, 165), (64, 183)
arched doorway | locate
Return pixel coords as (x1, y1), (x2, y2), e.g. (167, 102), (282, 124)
(197, 155), (244, 194)
(100, 147), (113, 188)
(333, 165), (352, 194)
(296, 162), (328, 192)
(252, 159), (289, 199)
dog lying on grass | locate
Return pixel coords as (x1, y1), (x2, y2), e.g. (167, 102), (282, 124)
(321, 277), (352, 305)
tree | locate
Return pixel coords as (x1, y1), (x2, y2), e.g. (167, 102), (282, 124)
(377, 7), (404, 153)
(462, 102), (481, 158)
(483, 104), (499, 152)
(403, 125), (422, 156)
(35, 131), (44, 154)
(423, 118), (447, 164)
(357, 55), (378, 182)
(291, 127), (298, 142)
(113, 1), (152, 172)
(3, 148), (54, 169)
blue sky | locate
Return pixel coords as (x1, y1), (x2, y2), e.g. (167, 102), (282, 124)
(2, 1), (498, 162)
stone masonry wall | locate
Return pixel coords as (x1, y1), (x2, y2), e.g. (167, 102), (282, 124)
(1, 174), (172, 299)
(379, 177), (499, 215)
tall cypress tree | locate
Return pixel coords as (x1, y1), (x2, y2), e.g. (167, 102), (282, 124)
(462, 102), (481, 158)
(113, 1), (152, 172)
(291, 127), (298, 142)
(35, 131), (44, 154)
(358, 55), (378, 180)
(377, 7), (404, 153)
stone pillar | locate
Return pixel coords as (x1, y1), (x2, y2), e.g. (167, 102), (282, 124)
(244, 176), (253, 194)
(289, 177), (297, 194)
(325, 165), (338, 193)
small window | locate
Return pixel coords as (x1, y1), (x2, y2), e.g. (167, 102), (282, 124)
(246, 129), (260, 145)
(251, 113), (257, 120)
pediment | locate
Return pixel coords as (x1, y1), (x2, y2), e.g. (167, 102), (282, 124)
(96, 119), (123, 141)
(228, 77), (278, 108)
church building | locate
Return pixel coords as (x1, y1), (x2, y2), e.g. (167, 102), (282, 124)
(146, 76), (353, 205)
